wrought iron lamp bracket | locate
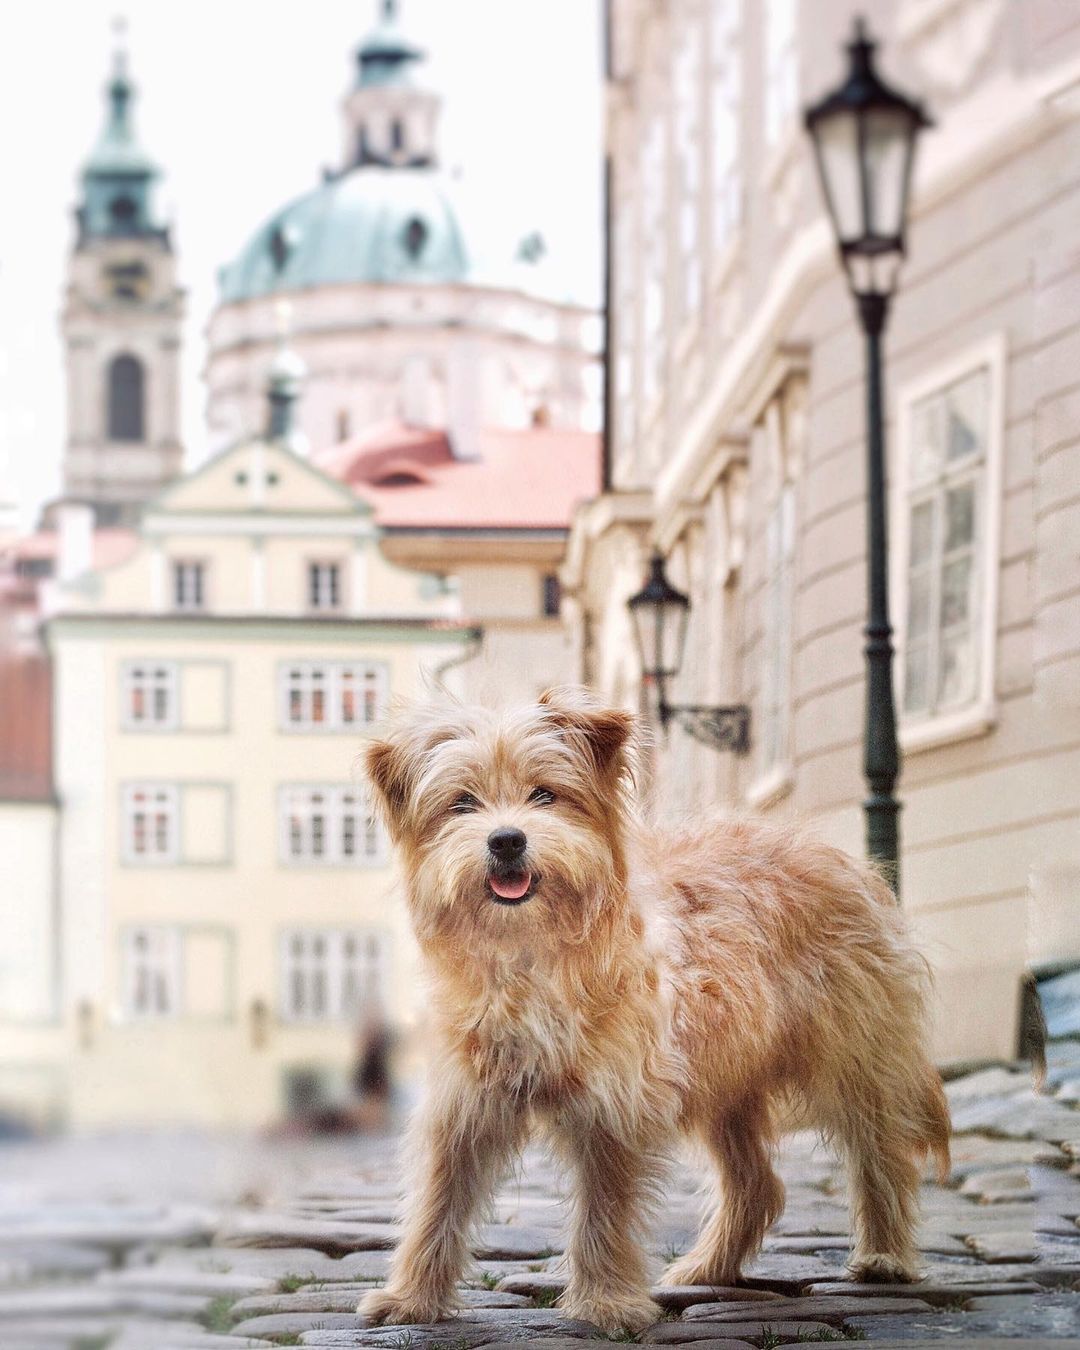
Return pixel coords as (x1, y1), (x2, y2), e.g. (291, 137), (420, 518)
(661, 701), (751, 755)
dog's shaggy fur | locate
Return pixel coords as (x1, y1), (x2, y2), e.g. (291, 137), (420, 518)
(360, 689), (950, 1333)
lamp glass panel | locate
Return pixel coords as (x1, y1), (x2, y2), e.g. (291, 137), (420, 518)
(660, 600), (690, 677)
(862, 107), (913, 240)
(813, 109), (862, 243)
(630, 601), (660, 677)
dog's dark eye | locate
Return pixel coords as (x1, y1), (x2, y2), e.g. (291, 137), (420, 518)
(528, 787), (556, 806)
(451, 792), (480, 814)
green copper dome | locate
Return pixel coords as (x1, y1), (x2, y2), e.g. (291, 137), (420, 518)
(217, 166), (470, 301)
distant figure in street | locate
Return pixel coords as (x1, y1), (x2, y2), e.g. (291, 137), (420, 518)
(351, 1001), (394, 1131)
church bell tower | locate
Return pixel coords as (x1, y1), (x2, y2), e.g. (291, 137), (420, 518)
(61, 28), (183, 526)
(341, 0), (441, 172)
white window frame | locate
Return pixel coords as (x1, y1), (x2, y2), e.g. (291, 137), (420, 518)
(893, 334), (1006, 754)
(120, 925), (182, 1020)
(763, 0), (798, 148)
(757, 479), (796, 783)
(172, 559), (207, 613)
(120, 661), (179, 732)
(278, 784), (388, 867)
(640, 113), (667, 416)
(279, 928), (387, 1024)
(673, 16), (704, 320)
(613, 187), (639, 461)
(709, 0), (743, 262)
(121, 783), (180, 865)
(278, 661), (389, 732)
(308, 559), (345, 613)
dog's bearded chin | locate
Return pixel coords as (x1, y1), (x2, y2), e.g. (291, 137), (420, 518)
(489, 871), (533, 902)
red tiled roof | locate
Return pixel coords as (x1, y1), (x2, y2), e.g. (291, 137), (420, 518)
(0, 656), (53, 802)
(2, 528), (138, 567)
(314, 421), (601, 530)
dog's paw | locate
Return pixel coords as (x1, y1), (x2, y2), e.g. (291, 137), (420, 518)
(848, 1252), (919, 1284)
(662, 1255), (737, 1288)
(558, 1289), (661, 1334)
(358, 1286), (448, 1325)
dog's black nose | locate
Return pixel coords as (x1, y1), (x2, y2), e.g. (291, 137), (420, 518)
(488, 827), (526, 860)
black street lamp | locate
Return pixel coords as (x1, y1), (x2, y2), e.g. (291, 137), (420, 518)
(628, 554), (751, 755)
(805, 18), (931, 891)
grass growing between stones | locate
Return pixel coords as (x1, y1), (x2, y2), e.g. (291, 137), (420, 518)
(200, 1293), (237, 1333)
(796, 1330), (867, 1342)
(478, 1270), (500, 1289)
(278, 1272), (318, 1292)
(533, 1286), (560, 1307)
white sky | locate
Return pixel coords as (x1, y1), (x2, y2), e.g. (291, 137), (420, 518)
(0, 0), (603, 528)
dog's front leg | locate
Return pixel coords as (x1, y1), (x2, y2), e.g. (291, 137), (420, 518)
(360, 1071), (525, 1326)
(554, 1118), (663, 1334)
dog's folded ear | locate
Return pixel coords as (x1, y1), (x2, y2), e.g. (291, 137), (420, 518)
(363, 709), (462, 839)
(538, 686), (637, 781)
(364, 737), (409, 838)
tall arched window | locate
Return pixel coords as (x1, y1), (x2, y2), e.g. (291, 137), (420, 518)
(108, 354), (145, 442)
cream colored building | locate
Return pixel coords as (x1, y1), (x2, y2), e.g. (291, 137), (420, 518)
(563, 0), (1080, 1064)
(0, 388), (470, 1129)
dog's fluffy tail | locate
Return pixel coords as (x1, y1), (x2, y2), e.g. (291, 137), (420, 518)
(918, 1064), (952, 1184)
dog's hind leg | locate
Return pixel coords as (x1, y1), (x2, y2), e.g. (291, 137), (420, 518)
(829, 1088), (924, 1282)
(361, 1073), (527, 1325)
(664, 1100), (785, 1287)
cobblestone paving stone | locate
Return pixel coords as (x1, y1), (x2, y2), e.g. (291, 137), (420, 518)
(3, 1043), (1080, 1348)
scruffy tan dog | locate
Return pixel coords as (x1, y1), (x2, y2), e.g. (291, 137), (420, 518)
(360, 689), (950, 1333)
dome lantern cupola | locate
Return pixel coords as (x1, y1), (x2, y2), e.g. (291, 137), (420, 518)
(342, 0), (441, 171)
(77, 22), (167, 248)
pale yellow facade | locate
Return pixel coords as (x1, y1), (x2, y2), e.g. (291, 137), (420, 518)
(0, 433), (469, 1128)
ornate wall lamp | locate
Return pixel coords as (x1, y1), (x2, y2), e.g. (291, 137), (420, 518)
(627, 554), (750, 754)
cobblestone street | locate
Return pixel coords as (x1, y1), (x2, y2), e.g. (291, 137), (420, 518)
(3, 1041), (1080, 1349)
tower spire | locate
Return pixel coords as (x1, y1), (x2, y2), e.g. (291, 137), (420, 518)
(78, 20), (165, 245)
(344, 0), (439, 170)
(266, 302), (307, 446)
(108, 16), (131, 128)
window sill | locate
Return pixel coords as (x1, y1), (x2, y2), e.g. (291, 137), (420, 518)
(745, 762), (794, 810)
(899, 702), (996, 755)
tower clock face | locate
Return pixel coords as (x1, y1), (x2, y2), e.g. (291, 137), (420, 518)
(105, 260), (150, 301)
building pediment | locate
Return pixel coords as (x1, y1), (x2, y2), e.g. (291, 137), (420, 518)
(151, 438), (371, 521)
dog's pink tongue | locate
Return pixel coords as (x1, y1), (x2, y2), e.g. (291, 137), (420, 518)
(490, 872), (532, 900)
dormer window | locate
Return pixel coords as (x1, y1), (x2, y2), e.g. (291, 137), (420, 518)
(402, 217), (428, 260)
(269, 223), (294, 273)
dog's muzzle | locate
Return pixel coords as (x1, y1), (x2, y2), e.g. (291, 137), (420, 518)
(486, 828), (535, 904)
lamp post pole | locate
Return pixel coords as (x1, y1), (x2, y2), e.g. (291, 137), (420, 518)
(858, 292), (899, 888)
(804, 20), (932, 895)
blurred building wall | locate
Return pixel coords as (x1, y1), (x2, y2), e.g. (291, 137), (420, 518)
(1, 429), (470, 1129)
(563, 0), (1080, 1064)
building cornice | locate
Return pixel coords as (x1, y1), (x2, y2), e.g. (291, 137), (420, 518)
(45, 614), (476, 645)
(141, 512), (377, 538)
(561, 490), (654, 591)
